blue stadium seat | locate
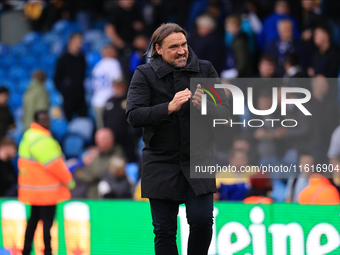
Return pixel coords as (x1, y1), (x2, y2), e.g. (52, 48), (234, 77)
(68, 117), (94, 144)
(51, 118), (68, 141)
(52, 20), (72, 34)
(0, 80), (14, 93)
(0, 55), (16, 69)
(8, 93), (22, 108)
(83, 29), (104, 44)
(31, 42), (49, 55)
(125, 162), (139, 185)
(21, 55), (37, 69)
(9, 67), (28, 81)
(0, 43), (10, 56)
(41, 54), (57, 69)
(45, 79), (56, 93)
(18, 79), (30, 94)
(11, 43), (28, 57)
(22, 31), (42, 46)
(85, 51), (101, 69)
(63, 134), (85, 158)
(50, 91), (63, 106)
(0, 69), (7, 80)
(50, 40), (65, 55)
(42, 32), (60, 45)
(92, 37), (111, 52)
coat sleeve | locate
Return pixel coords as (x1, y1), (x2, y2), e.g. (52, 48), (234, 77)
(204, 63), (231, 120)
(126, 67), (173, 128)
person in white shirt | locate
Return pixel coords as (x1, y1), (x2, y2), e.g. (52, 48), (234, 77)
(92, 44), (123, 129)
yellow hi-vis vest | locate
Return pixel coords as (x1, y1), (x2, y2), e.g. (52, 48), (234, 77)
(18, 123), (72, 205)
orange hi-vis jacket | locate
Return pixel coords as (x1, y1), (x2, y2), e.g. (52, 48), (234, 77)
(298, 173), (340, 205)
(18, 123), (72, 206)
(243, 196), (274, 204)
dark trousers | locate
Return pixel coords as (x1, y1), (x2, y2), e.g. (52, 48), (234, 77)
(63, 96), (87, 121)
(22, 205), (56, 255)
(149, 185), (214, 255)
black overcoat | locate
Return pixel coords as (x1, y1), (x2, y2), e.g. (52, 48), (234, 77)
(126, 47), (230, 201)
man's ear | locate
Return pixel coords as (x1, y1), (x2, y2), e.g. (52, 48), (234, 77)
(155, 44), (162, 55)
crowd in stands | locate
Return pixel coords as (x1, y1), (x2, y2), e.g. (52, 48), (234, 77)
(1, 0), (340, 204)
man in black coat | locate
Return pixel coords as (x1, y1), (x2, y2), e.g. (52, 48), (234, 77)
(126, 23), (229, 255)
(54, 32), (87, 121)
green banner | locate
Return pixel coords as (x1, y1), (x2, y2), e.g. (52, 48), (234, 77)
(1, 199), (340, 255)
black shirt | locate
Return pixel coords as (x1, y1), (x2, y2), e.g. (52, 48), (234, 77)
(109, 5), (143, 44)
(0, 159), (16, 197)
(0, 106), (14, 139)
(54, 52), (86, 98)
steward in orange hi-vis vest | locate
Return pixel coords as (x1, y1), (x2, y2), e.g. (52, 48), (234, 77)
(18, 122), (73, 205)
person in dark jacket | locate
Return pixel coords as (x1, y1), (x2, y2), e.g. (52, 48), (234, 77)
(103, 78), (141, 162)
(221, 14), (253, 78)
(126, 23), (229, 255)
(188, 14), (225, 75)
(308, 25), (340, 78)
(0, 137), (17, 197)
(0, 87), (14, 140)
(265, 19), (307, 77)
(54, 32), (87, 121)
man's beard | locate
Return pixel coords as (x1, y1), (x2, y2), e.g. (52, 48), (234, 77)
(171, 54), (188, 68)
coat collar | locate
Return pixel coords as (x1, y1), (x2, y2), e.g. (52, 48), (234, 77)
(30, 122), (51, 135)
(149, 46), (200, 78)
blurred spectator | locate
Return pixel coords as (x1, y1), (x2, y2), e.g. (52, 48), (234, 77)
(284, 87), (313, 157)
(309, 75), (339, 164)
(257, 55), (276, 78)
(23, 70), (49, 131)
(221, 15), (253, 79)
(283, 53), (309, 89)
(252, 90), (284, 166)
(78, 128), (124, 199)
(251, 55), (277, 104)
(257, 0), (300, 51)
(66, 0), (104, 32)
(24, 0), (46, 31)
(328, 125), (340, 168)
(243, 0), (263, 35)
(98, 156), (133, 199)
(142, 0), (168, 37)
(91, 44), (122, 129)
(54, 32), (87, 121)
(0, 137), (17, 197)
(215, 149), (252, 201)
(24, 0), (69, 31)
(308, 25), (340, 77)
(129, 34), (149, 75)
(299, 173), (340, 205)
(285, 152), (314, 202)
(67, 146), (99, 199)
(186, 0), (228, 34)
(265, 19), (307, 77)
(0, 87), (15, 140)
(214, 82), (243, 165)
(233, 134), (258, 166)
(300, 0), (326, 43)
(105, 0), (144, 49)
(188, 14), (225, 74)
(283, 53), (308, 79)
(103, 78), (140, 162)
(18, 110), (74, 255)
(243, 172), (274, 203)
